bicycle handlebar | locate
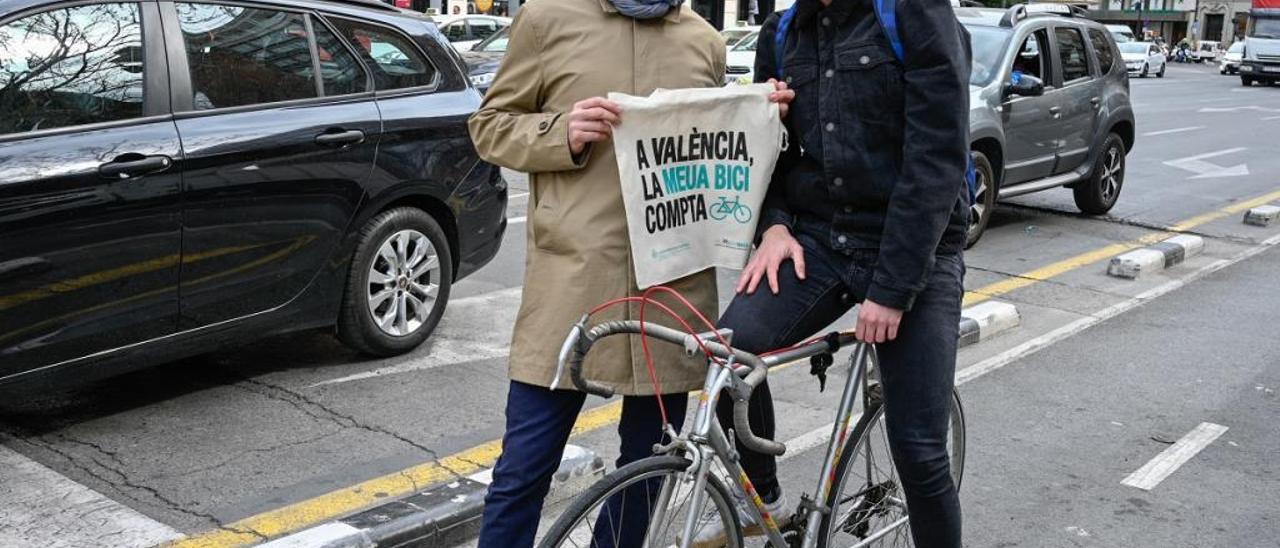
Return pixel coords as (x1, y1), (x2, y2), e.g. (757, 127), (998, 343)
(556, 320), (857, 457)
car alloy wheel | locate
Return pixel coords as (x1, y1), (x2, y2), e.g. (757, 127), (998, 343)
(1099, 146), (1122, 204)
(367, 229), (441, 337)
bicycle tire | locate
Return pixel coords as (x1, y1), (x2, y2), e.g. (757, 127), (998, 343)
(538, 455), (744, 548)
(815, 387), (966, 547)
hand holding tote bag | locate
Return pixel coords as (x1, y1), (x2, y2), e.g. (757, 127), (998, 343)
(608, 84), (786, 289)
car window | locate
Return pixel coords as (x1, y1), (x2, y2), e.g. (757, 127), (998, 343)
(731, 32), (759, 52)
(0, 3), (145, 135)
(1055, 27), (1092, 83)
(1012, 30), (1047, 83)
(177, 4), (318, 110)
(470, 19), (499, 41)
(312, 20), (367, 96)
(441, 21), (467, 42)
(1229, 42), (1244, 53)
(1150, 45), (1161, 55)
(476, 27), (510, 52)
(968, 25), (1011, 86)
(1087, 28), (1115, 75)
(330, 18), (438, 91)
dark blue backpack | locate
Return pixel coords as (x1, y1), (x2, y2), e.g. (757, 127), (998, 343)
(774, 0), (978, 205)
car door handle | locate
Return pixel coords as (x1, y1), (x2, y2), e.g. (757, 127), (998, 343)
(1048, 105), (1062, 118)
(315, 129), (365, 147)
(98, 154), (173, 179)
(1090, 97), (1101, 108)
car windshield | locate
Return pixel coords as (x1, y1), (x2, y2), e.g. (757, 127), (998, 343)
(1229, 41), (1244, 53)
(965, 25), (1011, 86)
(731, 32), (759, 52)
(1252, 18), (1280, 39)
(1118, 42), (1148, 54)
(474, 27), (509, 52)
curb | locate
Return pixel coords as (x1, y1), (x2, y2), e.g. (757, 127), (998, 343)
(258, 445), (605, 548)
(1244, 205), (1280, 227)
(958, 301), (1020, 348)
(1107, 234), (1204, 279)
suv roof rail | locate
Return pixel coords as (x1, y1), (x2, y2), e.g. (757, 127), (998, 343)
(999, 5), (1027, 27)
(1000, 3), (1086, 27)
(319, 0), (402, 13)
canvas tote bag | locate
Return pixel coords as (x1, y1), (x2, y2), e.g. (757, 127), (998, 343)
(609, 84), (786, 289)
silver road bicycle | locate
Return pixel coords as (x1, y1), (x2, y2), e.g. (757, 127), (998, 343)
(540, 319), (965, 548)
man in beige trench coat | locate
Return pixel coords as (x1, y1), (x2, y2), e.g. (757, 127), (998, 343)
(467, 0), (792, 543)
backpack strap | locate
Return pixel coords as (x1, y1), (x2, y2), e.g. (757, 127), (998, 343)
(873, 0), (904, 61)
(774, 4), (798, 79)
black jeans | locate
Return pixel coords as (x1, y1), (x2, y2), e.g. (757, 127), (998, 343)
(716, 223), (964, 548)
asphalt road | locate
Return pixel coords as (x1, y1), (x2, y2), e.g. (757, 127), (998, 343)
(2, 62), (1279, 547)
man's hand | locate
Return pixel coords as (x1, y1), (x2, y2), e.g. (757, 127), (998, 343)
(736, 225), (806, 295)
(766, 78), (795, 119)
(568, 97), (621, 156)
(856, 299), (903, 344)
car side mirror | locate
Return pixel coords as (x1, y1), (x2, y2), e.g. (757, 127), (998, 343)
(1006, 73), (1045, 97)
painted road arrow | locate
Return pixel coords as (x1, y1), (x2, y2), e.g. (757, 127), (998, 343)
(1163, 147), (1250, 179)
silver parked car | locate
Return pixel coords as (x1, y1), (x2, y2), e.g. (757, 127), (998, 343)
(959, 5), (1136, 246)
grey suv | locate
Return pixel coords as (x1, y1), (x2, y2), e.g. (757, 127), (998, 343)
(960, 6), (1135, 246)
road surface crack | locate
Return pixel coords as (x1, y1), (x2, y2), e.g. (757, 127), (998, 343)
(234, 379), (468, 481)
(16, 436), (268, 541)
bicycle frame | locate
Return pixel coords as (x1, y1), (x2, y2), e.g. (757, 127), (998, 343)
(647, 339), (879, 548)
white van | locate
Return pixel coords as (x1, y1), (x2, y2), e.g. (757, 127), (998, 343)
(1107, 24), (1137, 43)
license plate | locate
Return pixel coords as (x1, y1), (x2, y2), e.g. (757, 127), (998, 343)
(1265, 66), (1280, 73)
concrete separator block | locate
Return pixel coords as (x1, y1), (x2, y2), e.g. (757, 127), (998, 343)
(257, 445), (605, 548)
(1244, 205), (1280, 227)
(958, 301), (1021, 348)
(1108, 235), (1204, 279)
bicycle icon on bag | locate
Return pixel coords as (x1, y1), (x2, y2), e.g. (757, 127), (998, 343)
(708, 195), (752, 224)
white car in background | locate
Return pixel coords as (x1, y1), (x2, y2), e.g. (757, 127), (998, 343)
(722, 25), (760, 48)
(433, 15), (511, 52)
(1119, 41), (1167, 78)
(1221, 41), (1245, 74)
(724, 30), (760, 85)
(1107, 23), (1136, 43)
(1191, 40), (1221, 63)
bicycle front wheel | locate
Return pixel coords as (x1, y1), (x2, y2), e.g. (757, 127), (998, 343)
(817, 387), (966, 547)
(538, 455), (744, 548)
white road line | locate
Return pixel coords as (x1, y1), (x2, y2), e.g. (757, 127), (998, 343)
(1142, 126), (1204, 137)
(309, 287), (522, 387)
(956, 232), (1280, 386)
(0, 444), (182, 548)
(509, 216), (527, 224)
(1265, 115), (1280, 121)
(510, 192), (529, 199)
(1121, 422), (1229, 491)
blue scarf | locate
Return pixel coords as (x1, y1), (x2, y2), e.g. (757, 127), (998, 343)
(609, 0), (680, 19)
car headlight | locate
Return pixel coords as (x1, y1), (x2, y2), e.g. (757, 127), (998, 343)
(470, 72), (496, 87)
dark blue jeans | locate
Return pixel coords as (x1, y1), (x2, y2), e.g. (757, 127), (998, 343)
(478, 381), (688, 548)
(716, 224), (964, 548)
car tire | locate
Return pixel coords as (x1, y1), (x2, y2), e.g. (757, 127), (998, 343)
(965, 150), (996, 249)
(338, 207), (453, 357)
(1157, 63), (1166, 78)
(1074, 133), (1125, 216)
(1141, 63), (1149, 78)
(1243, 76), (1254, 86)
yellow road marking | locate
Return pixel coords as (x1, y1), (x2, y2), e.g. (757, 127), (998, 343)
(175, 188), (1280, 547)
(167, 401), (624, 548)
(964, 189), (1280, 306)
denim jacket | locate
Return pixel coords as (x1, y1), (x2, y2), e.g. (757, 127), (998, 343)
(756, 0), (971, 311)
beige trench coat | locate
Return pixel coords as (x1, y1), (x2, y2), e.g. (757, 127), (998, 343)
(468, 0), (727, 395)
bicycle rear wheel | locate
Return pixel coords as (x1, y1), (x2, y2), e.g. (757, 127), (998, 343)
(816, 387), (966, 547)
(538, 455), (744, 548)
